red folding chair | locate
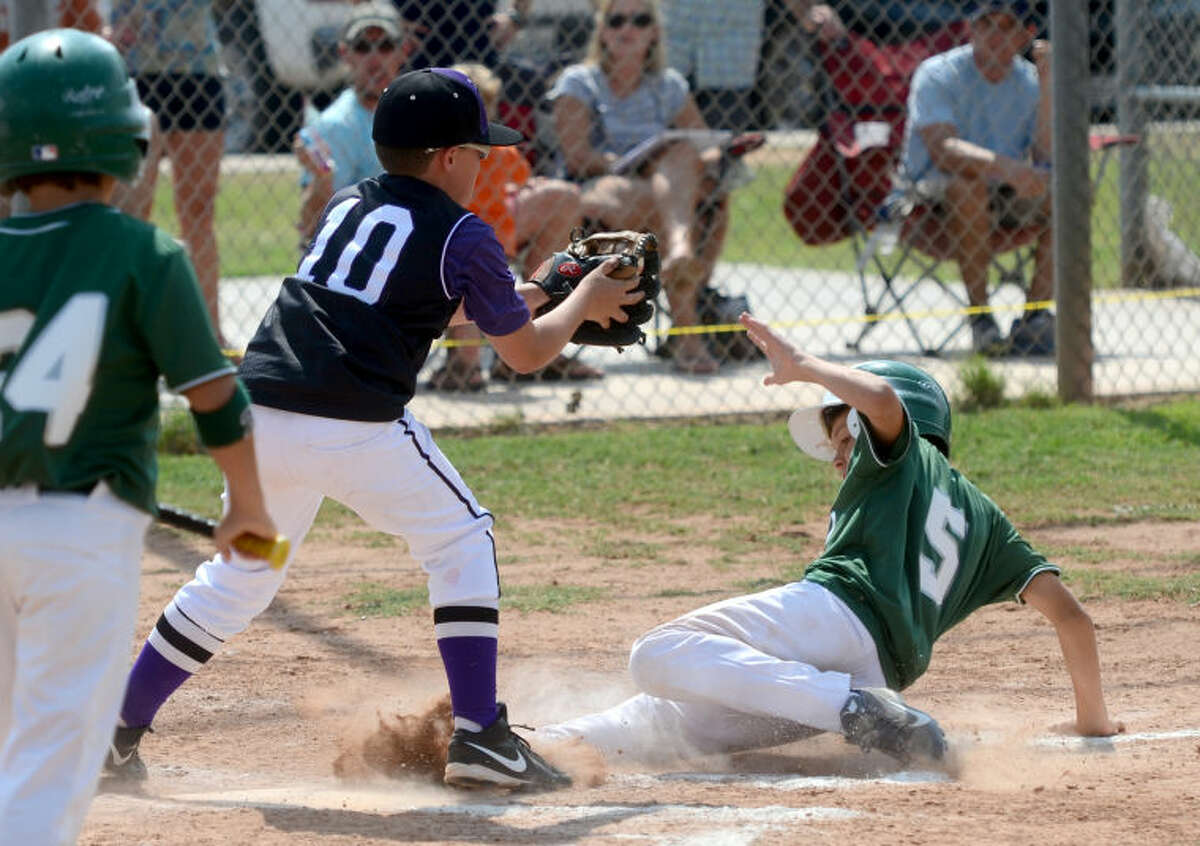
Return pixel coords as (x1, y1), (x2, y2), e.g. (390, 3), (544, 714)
(783, 22), (969, 248)
(782, 23), (1134, 356)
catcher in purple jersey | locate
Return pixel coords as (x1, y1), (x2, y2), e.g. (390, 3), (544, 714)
(540, 313), (1123, 766)
(103, 67), (643, 791)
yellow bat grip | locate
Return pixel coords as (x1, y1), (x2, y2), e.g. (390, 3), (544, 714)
(231, 533), (291, 570)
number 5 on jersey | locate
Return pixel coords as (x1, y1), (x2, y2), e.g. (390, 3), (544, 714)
(919, 488), (966, 606)
(0, 293), (107, 446)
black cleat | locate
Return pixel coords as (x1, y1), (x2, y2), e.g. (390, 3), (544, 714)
(1008, 310), (1056, 356)
(840, 688), (947, 764)
(102, 724), (151, 782)
(970, 313), (1008, 357)
(444, 704), (572, 791)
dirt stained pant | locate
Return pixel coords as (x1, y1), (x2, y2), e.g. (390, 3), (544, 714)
(0, 483), (149, 845)
(151, 404), (499, 673)
(538, 580), (886, 762)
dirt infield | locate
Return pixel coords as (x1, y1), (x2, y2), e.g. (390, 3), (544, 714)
(81, 518), (1199, 845)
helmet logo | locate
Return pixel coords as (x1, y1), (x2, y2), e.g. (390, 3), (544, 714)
(31, 145), (59, 162)
(63, 85), (106, 105)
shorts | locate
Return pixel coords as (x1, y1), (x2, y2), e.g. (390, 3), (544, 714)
(136, 73), (226, 132)
(905, 173), (1049, 230)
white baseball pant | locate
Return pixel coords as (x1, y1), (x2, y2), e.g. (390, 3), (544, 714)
(155, 404), (499, 666)
(539, 580), (885, 762)
(0, 483), (149, 845)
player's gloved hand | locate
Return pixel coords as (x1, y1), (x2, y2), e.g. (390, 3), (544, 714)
(531, 230), (661, 348)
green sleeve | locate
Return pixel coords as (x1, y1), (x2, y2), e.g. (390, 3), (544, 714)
(981, 514), (1062, 605)
(138, 231), (235, 390)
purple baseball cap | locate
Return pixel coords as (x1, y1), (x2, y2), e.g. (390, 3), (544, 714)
(372, 67), (524, 149)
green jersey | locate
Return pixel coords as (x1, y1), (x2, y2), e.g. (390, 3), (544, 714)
(804, 407), (1058, 690)
(0, 203), (234, 513)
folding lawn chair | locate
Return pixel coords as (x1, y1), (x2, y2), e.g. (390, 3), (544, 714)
(848, 132), (1139, 356)
(783, 22), (970, 251)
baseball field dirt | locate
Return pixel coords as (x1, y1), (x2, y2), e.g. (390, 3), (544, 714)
(81, 517), (1199, 845)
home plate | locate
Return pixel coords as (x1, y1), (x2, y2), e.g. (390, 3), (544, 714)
(1032, 728), (1200, 751)
(168, 784), (861, 827)
(171, 784), (445, 815)
(615, 771), (950, 791)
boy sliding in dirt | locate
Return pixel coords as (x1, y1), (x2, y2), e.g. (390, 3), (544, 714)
(539, 313), (1123, 766)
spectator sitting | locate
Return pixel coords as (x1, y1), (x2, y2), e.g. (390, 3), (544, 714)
(395, 0), (528, 70)
(661, 0), (765, 131)
(108, 0), (230, 346)
(294, 3), (410, 247)
(430, 61), (599, 391)
(784, 0), (979, 45)
(897, 0), (1055, 356)
(549, 0), (735, 375)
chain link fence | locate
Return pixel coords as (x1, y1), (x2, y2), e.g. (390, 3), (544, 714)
(8, 0), (1196, 426)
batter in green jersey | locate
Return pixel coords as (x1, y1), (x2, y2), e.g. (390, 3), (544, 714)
(539, 313), (1123, 767)
(0, 204), (232, 512)
(0, 30), (275, 845)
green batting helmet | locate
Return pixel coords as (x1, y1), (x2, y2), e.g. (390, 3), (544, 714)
(0, 29), (151, 185)
(788, 360), (952, 460)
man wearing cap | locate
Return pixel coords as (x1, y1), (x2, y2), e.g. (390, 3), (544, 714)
(898, 0), (1056, 356)
(294, 2), (411, 246)
(103, 67), (644, 791)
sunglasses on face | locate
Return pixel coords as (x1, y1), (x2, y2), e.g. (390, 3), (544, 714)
(351, 38), (398, 54)
(606, 12), (654, 29)
(427, 142), (492, 159)
(459, 143), (490, 160)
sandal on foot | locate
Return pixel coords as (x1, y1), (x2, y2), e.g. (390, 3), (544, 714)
(426, 358), (485, 392)
(491, 354), (604, 383)
(671, 343), (720, 375)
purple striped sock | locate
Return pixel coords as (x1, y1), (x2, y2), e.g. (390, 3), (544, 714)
(119, 642), (193, 728)
(436, 636), (498, 728)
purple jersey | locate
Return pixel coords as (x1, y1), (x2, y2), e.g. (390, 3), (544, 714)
(241, 174), (528, 421)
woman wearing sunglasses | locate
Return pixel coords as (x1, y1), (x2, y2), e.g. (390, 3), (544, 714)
(549, 0), (738, 374)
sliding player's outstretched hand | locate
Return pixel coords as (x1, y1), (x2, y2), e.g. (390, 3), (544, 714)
(740, 313), (804, 386)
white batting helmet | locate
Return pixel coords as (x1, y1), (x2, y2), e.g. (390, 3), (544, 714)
(787, 389), (848, 461)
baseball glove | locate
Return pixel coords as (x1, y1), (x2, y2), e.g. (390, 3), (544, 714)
(532, 230), (660, 347)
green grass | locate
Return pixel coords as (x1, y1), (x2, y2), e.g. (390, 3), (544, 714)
(1061, 569), (1200, 603)
(147, 141), (1200, 284)
(501, 583), (609, 613)
(149, 169), (301, 279)
(159, 398), (1200, 546)
(343, 582), (427, 618)
(340, 581), (607, 617)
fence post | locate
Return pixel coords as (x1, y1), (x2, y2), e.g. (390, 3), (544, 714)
(1116, 0), (1151, 287)
(5, 0), (53, 216)
(8, 0), (51, 40)
(1052, 0), (1093, 401)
